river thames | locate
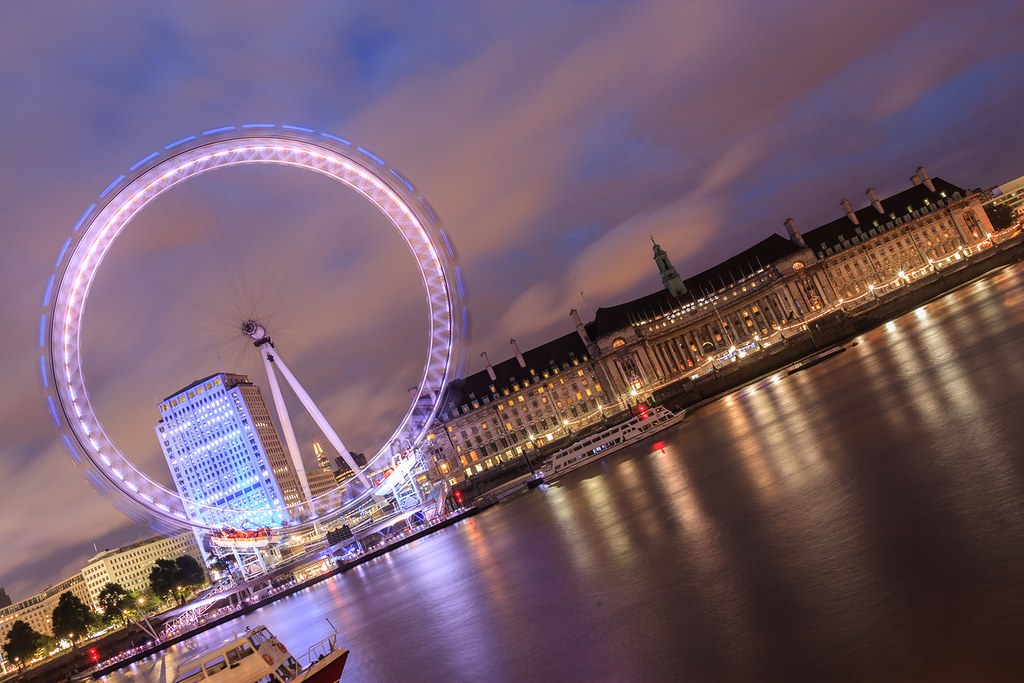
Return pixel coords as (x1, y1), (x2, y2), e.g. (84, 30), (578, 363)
(108, 260), (1024, 682)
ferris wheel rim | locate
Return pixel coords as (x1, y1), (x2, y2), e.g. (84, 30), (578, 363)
(41, 125), (466, 533)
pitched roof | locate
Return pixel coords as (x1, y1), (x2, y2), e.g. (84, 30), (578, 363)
(803, 177), (966, 254)
(683, 233), (799, 295)
(582, 178), (972, 339)
(443, 331), (589, 411)
(584, 233), (800, 338)
(584, 289), (680, 339)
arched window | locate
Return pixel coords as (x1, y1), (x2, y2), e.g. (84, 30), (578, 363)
(962, 209), (982, 239)
(611, 338), (626, 348)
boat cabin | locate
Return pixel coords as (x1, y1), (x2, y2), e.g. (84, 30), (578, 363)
(173, 625), (302, 682)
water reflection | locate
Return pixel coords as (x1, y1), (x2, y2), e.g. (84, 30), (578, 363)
(103, 261), (1024, 681)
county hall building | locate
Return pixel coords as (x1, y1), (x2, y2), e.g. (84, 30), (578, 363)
(424, 167), (1003, 486)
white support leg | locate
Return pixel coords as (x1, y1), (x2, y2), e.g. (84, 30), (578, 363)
(259, 345), (315, 509)
(271, 352), (372, 488)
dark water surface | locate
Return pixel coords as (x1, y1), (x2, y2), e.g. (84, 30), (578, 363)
(110, 262), (1024, 682)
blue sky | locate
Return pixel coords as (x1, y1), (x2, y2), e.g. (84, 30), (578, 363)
(2, 1), (1023, 601)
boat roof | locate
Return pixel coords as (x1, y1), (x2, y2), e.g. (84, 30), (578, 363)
(174, 625), (268, 670)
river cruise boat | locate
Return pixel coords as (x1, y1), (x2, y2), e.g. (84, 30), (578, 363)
(171, 624), (348, 683)
(539, 406), (686, 481)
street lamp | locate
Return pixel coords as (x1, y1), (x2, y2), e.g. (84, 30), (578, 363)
(522, 433), (538, 477)
(134, 598), (159, 643)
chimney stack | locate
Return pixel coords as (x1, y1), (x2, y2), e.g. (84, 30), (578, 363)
(840, 198), (859, 225)
(916, 166), (935, 192)
(911, 174), (923, 186)
(570, 308), (593, 347)
(481, 352), (497, 381)
(510, 339), (526, 368)
(783, 217), (807, 248)
(866, 188), (884, 214)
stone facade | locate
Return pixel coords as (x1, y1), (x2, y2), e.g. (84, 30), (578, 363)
(81, 532), (204, 608)
(592, 172), (997, 399)
(423, 169), (1006, 487)
(424, 334), (609, 485)
(0, 574), (90, 645)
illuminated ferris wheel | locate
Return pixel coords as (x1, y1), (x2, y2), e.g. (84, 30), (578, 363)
(40, 125), (467, 533)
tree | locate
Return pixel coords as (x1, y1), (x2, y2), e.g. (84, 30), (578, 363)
(97, 582), (134, 627)
(51, 592), (93, 645)
(149, 555), (208, 605)
(984, 203), (1016, 231)
(135, 589), (161, 614)
(175, 555), (206, 591)
(148, 558), (181, 604)
(3, 620), (44, 669)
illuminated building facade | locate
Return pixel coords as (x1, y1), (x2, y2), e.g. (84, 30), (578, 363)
(329, 448), (367, 487)
(81, 533), (203, 608)
(426, 167), (1007, 486)
(986, 174), (1024, 221)
(0, 574), (89, 645)
(425, 333), (608, 484)
(810, 172), (994, 301)
(305, 443), (341, 511)
(156, 373), (303, 529)
(307, 468), (337, 498)
(585, 230), (829, 395)
(583, 169), (997, 399)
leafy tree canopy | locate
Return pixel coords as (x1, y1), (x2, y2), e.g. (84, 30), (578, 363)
(51, 592), (93, 644)
(984, 203), (1016, 231)
(3, 620), (44, 668)
(149, 555), (207, 605)
(97, 582), (134, 626)
(176, 555), (206, 589)
(148, 558), (180, 603)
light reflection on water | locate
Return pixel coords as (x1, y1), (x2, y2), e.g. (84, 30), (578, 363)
(105, 261), (1024, 682)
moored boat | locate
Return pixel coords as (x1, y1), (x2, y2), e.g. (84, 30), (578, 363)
(786, 346), (846, 375)
(538, 406), (686, 481)
(171, 624), (348, 682)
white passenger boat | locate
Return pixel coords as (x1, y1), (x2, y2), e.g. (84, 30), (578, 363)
(171, 624), (348, 682)
(539, 406), (686, 481)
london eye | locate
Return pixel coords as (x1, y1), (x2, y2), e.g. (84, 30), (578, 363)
(40, 125), (467, 534)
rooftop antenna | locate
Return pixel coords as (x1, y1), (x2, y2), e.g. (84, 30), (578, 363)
(571, 271), (597, 317)
(580, 290), (596, 317)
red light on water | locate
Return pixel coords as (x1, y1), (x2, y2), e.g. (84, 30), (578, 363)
(651, 440), (667, 451)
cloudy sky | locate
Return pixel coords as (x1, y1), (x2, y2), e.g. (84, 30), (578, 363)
(2, 1), (1022, 602)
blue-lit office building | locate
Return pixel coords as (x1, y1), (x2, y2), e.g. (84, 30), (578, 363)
(155, 372), (303, 529)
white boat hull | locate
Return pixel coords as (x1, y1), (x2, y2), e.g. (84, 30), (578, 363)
(539, 407), (686, 482)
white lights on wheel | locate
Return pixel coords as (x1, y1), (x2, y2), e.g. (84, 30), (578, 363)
(42, 125), (466, 533)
